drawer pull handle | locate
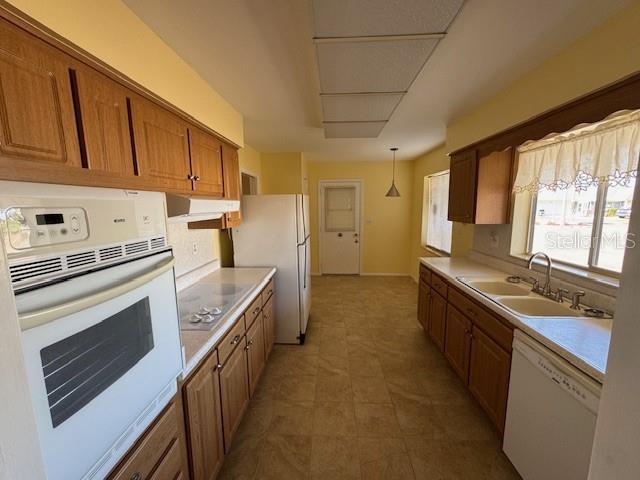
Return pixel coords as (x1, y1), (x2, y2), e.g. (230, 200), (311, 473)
(245, 344), (251, 351)
(267, 289), (273, 296)
(131, 473), (141, 480)
(253, 307), (260, 315)
(248, 340), (254, 345)
(231, 335), (240, 345)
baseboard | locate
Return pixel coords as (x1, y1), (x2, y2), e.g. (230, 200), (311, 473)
(359, 272), (411, 277)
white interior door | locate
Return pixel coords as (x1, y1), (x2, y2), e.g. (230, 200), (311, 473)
(320, 181), (361, 274)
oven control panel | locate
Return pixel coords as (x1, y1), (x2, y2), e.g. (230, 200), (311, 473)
(5, 207), (89, 249)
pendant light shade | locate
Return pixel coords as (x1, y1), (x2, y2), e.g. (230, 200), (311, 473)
(385, 147), (400, 197)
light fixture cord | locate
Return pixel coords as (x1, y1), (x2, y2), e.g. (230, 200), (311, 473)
(392, 149), (396, 183)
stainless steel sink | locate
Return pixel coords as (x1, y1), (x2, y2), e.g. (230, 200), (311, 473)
(463, 280), (531, 297)
(494, 296), (582, 317)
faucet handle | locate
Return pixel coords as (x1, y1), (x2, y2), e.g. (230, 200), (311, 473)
(555, 288), (570, 303)
(571, 291), (586, 310)
(528, 276), (540, 292)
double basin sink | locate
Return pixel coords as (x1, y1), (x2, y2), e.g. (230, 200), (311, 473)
(457, 278), (584, 318)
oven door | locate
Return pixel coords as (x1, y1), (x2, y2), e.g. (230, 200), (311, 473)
(15, 250), (183, 480)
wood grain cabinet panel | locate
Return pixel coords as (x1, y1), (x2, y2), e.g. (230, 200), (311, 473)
(129, 95), (192, 192)
(221, 142), (242, 227)
(417, 280), (430, 331)
(444, 306), (472, 382)
(262, 295), (275, 359)
(428, 291), (447, 352)
(72, 63), (135, 176)
(448, 149), (477, 223)
(189, 127), (224, 196)
(0, 18), (80, 167)
(219, 338), (250, 452)
(183, 353), (224, 480)
(469, 326), (511, 433)
(246, 317), (266, 396)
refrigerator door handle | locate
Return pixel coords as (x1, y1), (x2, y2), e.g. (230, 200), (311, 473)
(303, 241), (307, 289)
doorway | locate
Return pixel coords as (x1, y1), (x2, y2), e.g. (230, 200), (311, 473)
(319, 180), (362, 274)
(241, 172), (258, 195)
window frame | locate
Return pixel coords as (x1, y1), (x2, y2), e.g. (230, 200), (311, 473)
(422, 169), (453, 256)
(526, 183), (625, 277)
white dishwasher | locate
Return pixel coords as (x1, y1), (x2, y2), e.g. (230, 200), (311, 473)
(503, 330), (602, 480)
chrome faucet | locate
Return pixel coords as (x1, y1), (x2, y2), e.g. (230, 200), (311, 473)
(528, 252), (553, 297)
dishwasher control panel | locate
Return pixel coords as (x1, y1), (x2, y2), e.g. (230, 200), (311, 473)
(515, 338), (600, 414)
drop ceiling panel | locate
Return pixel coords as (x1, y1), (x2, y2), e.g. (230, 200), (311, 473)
(317, 38), (438, 93)
(312, 0), (465, 37)
(324, 121), (387, 138)
(321, 93), (404, 122)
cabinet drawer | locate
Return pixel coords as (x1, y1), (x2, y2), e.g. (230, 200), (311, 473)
(110, 400), (182, 480)
(149, 437), (184, 480)
(262, 278), (275, 302)
(419, 265), (431, 285)
(448, 288), (513, 351)
(218, 317), (246, 364)
(245, 294), (263, 329)
(431, 273), (448, 299)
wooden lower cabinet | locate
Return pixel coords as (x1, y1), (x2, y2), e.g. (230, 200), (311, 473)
(109, 398), (189, 480)
(183, 352), (225, 480)
(444, 306), (472, 382)
(417, 281), (430, 330)
(246, 317), (266, 396)
(262, 295), (275, 359)
(428, 291), (447, 351)
(469, 326), (511, 433)
(219, 338), (250, 452)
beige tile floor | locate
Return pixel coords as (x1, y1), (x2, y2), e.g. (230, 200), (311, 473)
(219, 275), (521, 479)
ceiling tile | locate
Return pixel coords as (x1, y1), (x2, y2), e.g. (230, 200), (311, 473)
(324, 121), (387, 138)
(321, 93), (404, 121)
(312, 0), (465, 38)
(317, 38), (438, 93)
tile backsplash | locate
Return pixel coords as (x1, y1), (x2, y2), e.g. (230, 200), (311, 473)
(167, 223), (219, 277)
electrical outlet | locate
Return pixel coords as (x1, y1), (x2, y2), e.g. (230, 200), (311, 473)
(192, 241), (199, 255)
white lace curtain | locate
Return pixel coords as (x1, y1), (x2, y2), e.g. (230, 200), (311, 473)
(513, 109), (640, 192)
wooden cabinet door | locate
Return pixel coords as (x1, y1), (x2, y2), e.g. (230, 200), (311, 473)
(417, 280), (431, 330)
(428, 292), (447, 352)
(444, 306), (472, 382)
(262, 296), (275, 359)
(73, 64), (135, 176)
(221, 143), (240, 200)
(246, 317), (266, 396)
(448, 149), (477, 223)
(183, 354), (224, 480)
(0, 19), (81, 166)
(189, 128), (224, 196)
(219, 339), (250, 452)
(129, 96), (192, 191)
(469, 326), (511, 432)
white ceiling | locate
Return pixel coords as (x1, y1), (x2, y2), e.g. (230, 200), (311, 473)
(124, 0), (629, 161)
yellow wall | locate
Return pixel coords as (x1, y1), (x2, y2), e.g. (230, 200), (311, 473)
(261, 152), (305, 194)
(443, 0), (640, 257)
(408, 145), (449, 280)
(7, 0), (244, 146)
(308, 160), (413, 275)
(238, 144), (262, 193)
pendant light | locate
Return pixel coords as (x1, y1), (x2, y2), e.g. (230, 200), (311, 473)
(385, 147), (400, 197)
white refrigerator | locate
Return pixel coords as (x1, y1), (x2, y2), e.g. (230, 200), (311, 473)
(233, 194), (311, 344)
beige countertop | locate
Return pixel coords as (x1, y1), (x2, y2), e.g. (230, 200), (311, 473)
(420, 256), (611, 383)
(178, 266), (276, 378)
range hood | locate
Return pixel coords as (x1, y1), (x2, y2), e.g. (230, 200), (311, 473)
(165, 194), (240, 223)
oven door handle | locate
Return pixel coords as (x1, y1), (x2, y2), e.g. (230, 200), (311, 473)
(19, 257), (176, 331)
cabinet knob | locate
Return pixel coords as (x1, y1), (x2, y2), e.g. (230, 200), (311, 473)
(194, 175), (201, 181)
(252, 307), (260, 315)
(187, 174), (194, 180)
(130, 473), (141, 480)
(231, 335), (240, 345)
(214, 363), (223, 371)
(245, 344), (250, 351)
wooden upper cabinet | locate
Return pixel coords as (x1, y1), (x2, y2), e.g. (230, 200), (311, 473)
(0, 19), (80, 166)
(72, 63), (135, 176)
(448, 147), (513, 224)
(469, 326), (511, 432)
(221, 143), (240, 200)
(189, 128), (224, 196)
(129, 95), (192, 191)
(183, 353), (225, 480)
(448, 149), (477, 223)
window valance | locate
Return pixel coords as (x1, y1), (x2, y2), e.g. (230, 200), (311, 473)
(513, 109), (640, 192)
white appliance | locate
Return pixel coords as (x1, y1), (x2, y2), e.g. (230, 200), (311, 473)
(0, 181), (183, 480)
(232, 194), (310, 344)
(165, 193), (240, 223)
(503, 330), (602, 480)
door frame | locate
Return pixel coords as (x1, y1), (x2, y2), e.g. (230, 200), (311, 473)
(318, 179), (363, 275)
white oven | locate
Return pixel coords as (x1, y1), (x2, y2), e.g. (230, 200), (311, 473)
(0, 182), (183, 480)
